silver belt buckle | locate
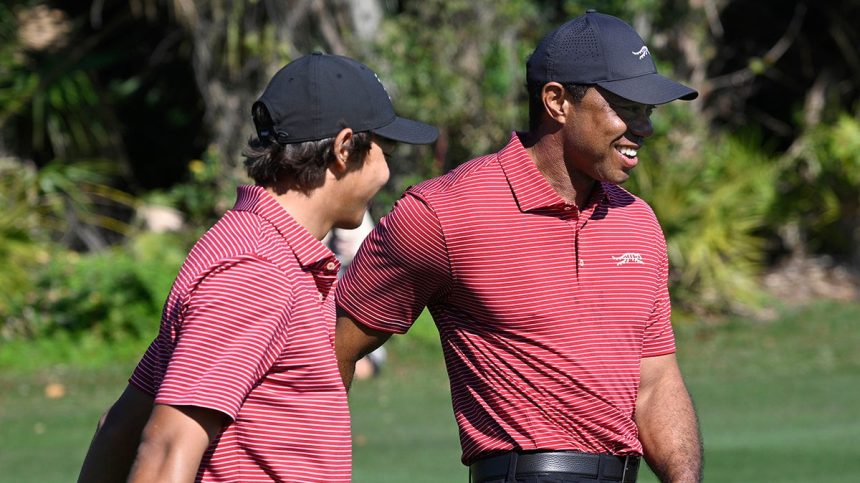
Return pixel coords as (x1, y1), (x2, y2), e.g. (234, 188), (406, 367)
(620, 455), (632, 483)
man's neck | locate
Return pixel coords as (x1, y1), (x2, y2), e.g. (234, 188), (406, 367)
(523, 132), (596, 209)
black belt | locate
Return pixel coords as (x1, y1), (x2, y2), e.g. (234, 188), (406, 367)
(469, 451), (639, 483)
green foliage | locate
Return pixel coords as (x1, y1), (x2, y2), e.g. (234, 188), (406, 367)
(0, 158), (47, 321)
(35, 251), (153, 338)
(0, 157), (136, 329)
(144, 145), (238, 228)
(0, 2), (35, 121)
(0, 3), (120, 163)
(37, 160), (135, 237)
(558, 0), (655, 18)
(0, 328), (151, 370)
(629, 108), (777, 313)
(370, 0), (542, 209)
(0, 1), (137, 260)
(774, 112), (860, 260)
(3, 231), (186, 342)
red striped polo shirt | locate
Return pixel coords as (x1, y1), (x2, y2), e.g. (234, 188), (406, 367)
(130, 185), (350, 482)
(338, 133), (675, 464)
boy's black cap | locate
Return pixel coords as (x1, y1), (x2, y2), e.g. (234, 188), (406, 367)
(254, 53), (438, 144)
(526, 10), (698, 105)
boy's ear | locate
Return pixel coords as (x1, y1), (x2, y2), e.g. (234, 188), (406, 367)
(331, 127), (354, 175)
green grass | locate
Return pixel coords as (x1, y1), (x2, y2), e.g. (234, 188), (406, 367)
(1, 302), (859, 482)
(350, 333), (463, 482)
(0, 362), (138, 481)
(672, 301), (860, 483)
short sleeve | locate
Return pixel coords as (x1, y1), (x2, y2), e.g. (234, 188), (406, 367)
(155, 257), (293, 420)
(129, 338), (160, 397)
(336, 193), (451, 334)
(642, 233), (676, 357)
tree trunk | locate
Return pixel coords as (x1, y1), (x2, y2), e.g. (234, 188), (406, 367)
(170, 0), (382, 187)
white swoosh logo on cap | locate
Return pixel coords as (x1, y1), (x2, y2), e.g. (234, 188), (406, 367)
(632, 46), (650, 60)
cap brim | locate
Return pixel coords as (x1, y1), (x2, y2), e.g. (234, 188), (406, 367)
(373, 116), (439, 145)
(597, 73), (698, 105)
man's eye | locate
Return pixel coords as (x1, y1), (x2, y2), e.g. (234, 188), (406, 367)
(613, 103), (653, 117)
(612, 103), (633, 114)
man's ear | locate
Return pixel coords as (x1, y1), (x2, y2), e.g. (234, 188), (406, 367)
(541, 82), (568, 124)
(331, 127), (354, 175)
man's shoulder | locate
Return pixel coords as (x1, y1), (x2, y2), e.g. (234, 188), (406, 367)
(604, 183), (654, 212)
(601, 183), (663, 231)
(407, 151), (505, 201)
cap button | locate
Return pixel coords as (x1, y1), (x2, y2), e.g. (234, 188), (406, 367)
(586, 9), (597, 13)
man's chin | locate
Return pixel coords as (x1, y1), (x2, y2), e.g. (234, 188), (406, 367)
(614, 168), (634, 184)
(604, 173), (630, 185)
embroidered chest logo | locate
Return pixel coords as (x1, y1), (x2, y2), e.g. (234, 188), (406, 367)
(632, 46), (650, 60)
(612, 253), (644, 266)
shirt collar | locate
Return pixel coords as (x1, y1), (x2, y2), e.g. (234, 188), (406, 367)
(232, 185), (338, 271)
(497, 132), (613, 212)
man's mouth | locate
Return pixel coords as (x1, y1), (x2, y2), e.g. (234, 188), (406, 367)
(614, 144), (640, 170)
(617, 146), (638, 159)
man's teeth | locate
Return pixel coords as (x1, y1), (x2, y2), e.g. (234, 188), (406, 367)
(618, 147), (637, 158)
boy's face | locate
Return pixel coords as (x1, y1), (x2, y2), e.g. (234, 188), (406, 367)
(332, 135), (391, 229)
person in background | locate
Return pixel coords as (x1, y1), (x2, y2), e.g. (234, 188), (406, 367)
(324, 211), (387, 380)
(77, 52), (437, 483)
(325, 210), (375, 275)
(336, 11), (702, 483)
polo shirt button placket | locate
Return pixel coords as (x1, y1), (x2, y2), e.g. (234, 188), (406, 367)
(561, 204), (578, 223)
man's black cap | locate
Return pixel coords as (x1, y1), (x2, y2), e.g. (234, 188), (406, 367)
(254, 53), (438, 144)
(526, 11), (698, 104)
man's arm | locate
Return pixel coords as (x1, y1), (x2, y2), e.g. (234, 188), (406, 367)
(336, 308), (391, 391)
(126, 404), (225, 483)
(78, 385), (154, 483)
(635, 353), (703, 483)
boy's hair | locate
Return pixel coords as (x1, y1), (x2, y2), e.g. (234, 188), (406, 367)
(526, 82), (591, 132)
(244, 103), (372, 191)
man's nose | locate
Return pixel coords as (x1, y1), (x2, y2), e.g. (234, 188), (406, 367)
(627, 112), (653, 138)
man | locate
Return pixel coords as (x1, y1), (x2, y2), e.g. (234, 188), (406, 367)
(77, 52), (437, 483)
(336, 11), (702, 483)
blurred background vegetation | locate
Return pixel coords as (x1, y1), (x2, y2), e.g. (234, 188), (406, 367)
(1, 0), (859, 356)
